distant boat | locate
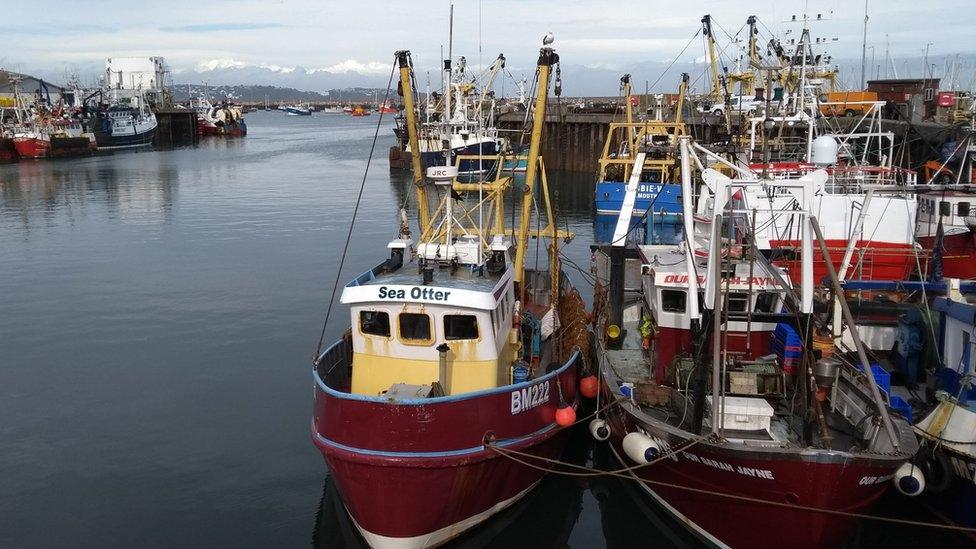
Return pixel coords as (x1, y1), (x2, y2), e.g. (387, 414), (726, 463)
(51, 119), (96, 157)
(189, 96), (220, 135)
(350, 106), (370, 117)
(280, 104), (312, 116)
(12, 130), (51, 159)
(91, 92), (157, 150)
(7, 76), (51, 159)
(377, 101), (398, 114)
(320, 105), (343, 114)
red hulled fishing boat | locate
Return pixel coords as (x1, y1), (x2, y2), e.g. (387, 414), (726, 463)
(12, 131), (52, 159)
(312, 43), (589, 547)
(591, 139), (919, 547)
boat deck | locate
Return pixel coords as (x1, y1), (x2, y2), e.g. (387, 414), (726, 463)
(605, 318), (653, 385)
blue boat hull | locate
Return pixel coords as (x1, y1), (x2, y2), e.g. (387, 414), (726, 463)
(594, 181), (683, 216)
(94, 128), (155, 149)
(422, 142), (498, 174)
(593, 215), (685, 245)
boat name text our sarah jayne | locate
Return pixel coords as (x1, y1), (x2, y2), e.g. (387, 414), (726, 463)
(377, 286), (453, 301)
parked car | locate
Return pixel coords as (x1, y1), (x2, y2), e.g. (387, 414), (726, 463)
(699, 95), (764, 116)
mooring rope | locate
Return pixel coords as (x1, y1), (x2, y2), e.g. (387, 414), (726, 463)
(487, 434), (710, 478)
(486, 436), (976, 534)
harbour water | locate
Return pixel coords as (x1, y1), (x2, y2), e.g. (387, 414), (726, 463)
(0, 113), (965, 547)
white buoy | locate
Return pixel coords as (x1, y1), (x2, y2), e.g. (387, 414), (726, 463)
(589, 418), (611, 441)
(811, 135), (839, 166)
(893, 462), (926, 496)
(622, 432), (661, 464)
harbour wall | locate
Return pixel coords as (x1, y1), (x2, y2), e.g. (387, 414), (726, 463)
(497, 111), (953, 174)
(153, 110), (199, 148)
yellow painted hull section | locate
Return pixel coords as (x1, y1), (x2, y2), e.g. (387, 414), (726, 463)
(351, 352), (508, 396)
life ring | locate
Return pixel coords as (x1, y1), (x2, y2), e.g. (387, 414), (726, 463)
(915, 445), (952, 493)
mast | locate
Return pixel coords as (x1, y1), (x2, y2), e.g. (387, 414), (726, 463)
(674, 73), (690, 125)
(859, 0), (869, 89)
(478, 54), (506, 112)
(742, 15), (759, 94)
(396, 50), (431, 230)
(701, 15), (722, 100)
(514, 37), (559, 289)
(621, 74), (635, 151)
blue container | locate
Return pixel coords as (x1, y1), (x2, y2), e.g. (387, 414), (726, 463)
(889, 395), (913, 422)
(774, 323), (802, 346)
(513, 363), (529, 384)
(856, 363), (891, 395)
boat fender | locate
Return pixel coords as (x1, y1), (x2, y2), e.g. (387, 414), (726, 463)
(580, 375), (599, 399)
(892, 462), (926, 497)
(589, 418), (611, 441)
(555, 405), (576, 427)
(622, 432), (660, 464)
(915, 446), (952, 493)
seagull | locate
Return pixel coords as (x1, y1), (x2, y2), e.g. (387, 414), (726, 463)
(543, 32), (554, 46)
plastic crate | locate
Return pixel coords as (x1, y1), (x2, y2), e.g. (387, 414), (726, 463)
(771, 340), (802, 358)
(774, 323), (802, 346)
(889, 395), (913, 422)
(855, 363), (891, 395)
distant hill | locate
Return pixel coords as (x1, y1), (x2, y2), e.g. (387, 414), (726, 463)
(170, 84), (390, 103)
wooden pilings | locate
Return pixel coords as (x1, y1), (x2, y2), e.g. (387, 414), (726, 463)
(153, 109), (199, 147)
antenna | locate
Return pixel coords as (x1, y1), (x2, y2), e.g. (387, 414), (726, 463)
(860, 0), (869, 89)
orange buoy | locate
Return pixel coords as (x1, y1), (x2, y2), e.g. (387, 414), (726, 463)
(579, 375), (599, 399)
(555, 405), (576, 427)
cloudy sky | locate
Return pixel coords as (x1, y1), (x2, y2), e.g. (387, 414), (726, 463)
(5, 0), (975, 93)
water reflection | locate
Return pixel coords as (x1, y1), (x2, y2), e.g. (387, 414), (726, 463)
(0, 152), (179, 230)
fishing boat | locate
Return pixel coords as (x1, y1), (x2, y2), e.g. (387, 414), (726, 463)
(377, 101), (398, 114)
(12, 129), (51, 159)
(915, 192), (976, 280)
(91, 91), (157, 150)
(915, 128), (976, 279)
(590, 137), (919, 547)
(188, 96), (220, 135)
(911, 293), (976, 530)
(593, 74), (689, 218)
(677, 15), (921, 283)
(280, 103), (312, 116)
(312, 43), (589, 548)
(350, 106), (370, 117)
(50, 119), (96, 157)
(406, 53), (508, 176)
(7, 77), (51, 159)
(209, 102), (248, 137)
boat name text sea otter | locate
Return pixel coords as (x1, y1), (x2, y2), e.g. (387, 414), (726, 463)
(377, 286), (453, 301)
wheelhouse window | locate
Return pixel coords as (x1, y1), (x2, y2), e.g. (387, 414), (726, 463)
(445, 314), (479, 340)
(755, 292), (780, 313)
(661, 289), (687, 313)
(399, 313), (432, 342)
(359, 310), (390, 337)
(958, 202), (971, 217)
(727, 292), (750, 313)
